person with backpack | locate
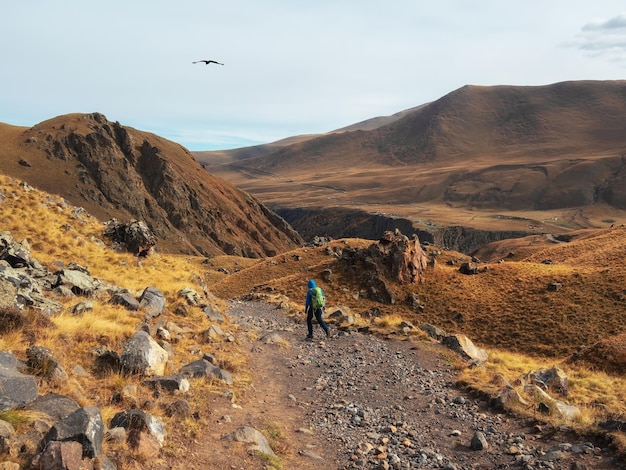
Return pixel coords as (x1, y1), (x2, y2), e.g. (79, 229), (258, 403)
(305, 279), (330, 340)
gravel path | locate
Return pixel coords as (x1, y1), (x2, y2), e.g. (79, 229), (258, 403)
(228, 300), (623, 470)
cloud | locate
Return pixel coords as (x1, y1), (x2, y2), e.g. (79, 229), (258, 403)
(574, 13), (626, 61)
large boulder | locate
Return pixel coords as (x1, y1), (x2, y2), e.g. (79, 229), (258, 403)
(103, 219), (157, 256)
(42, 406), (104, 458)
(0, 351), (38, 411)
(138, 286), (166, 320)
(120, 331), (169, 376)
(368, 229), (429, 284)
(442, 334), (489, 365)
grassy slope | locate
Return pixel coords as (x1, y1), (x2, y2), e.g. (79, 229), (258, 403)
(1, 173), (625, 465)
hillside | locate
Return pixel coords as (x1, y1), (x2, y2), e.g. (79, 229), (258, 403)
(0, 175), (625, 468)
(0, 113), (302, 257)
(203, 80), (626, 238)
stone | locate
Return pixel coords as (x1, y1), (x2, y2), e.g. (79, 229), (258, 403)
(0, 351), (38, 411)
(141, 374), (190, 393)
(110, 409), (167, 445)
(102, 219), (156, 256)
(120, 331), (169, 376)
(24, 393), (81, 422)
(180, 359), (233, 385)
(470, 431), (488, 451)
(442, 334), (488, 365)
(108, 290), (140, 311)
(222, 426), (276, 458)
(42, 406), (104, 458)
(138, 286), (166, 319)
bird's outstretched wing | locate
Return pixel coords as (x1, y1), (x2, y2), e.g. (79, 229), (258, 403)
(193, 60), (224, 65)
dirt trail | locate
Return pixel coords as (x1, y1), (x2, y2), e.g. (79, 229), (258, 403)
(163, 301), (623, 469)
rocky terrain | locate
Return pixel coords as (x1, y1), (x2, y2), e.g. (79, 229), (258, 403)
(214, 299), (623, 469)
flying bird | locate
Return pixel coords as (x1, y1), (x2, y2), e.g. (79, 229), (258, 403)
(193, 60), (224, 65)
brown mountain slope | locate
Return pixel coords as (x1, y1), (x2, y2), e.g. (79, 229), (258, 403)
(0, 113), (302, 256)
(194, 105), (424, 169)
(206, 80), (626, 233)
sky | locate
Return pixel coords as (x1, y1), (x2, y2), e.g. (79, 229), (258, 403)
(2, 1), (626, 151)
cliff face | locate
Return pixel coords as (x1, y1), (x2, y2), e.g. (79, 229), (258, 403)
(0, 113), (302, 256)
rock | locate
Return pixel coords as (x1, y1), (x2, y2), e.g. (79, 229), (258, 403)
(138, 286), (166, 319)
(442, 334), (488, 365)
(71, 300), (94, 315)
(470, 431), (488, 451)
(164, 399), (191, 419)
(91, 346), (121, 376)
(420, 323), (446, 340)
(0, 351), (38, 412)
(110, 409), (167, 445)
(180, 360), (233, 385)
(141, 374), (190, 393)
(32, 440), (85, 470)
(102, 219), (157, 256)
(24, 393), (80, 422)
(177, 288), (202, 306)
(258, 332), (286, 344)
(222, 426), (276, 458)
(55, 269), (101, 296)
(202, 304), (224, 323)
(524, 366), (569, 396)
(459, 262), (479, 275)
(109, 290), (140, 311)
(26, 345), (68, 382)
(370, 230), (429, 284)
(42, 406), (104, 458)
(120, 331), (169, 376)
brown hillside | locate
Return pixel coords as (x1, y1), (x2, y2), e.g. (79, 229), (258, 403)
(206, 80), (626, 234)
(0, 113), (302, 256)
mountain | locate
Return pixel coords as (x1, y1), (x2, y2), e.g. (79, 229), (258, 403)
(202, 80), (626, 238)
(0, 112), (302, 257)
(194, 105), (424, 168)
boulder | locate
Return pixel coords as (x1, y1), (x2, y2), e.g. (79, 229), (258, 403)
(24, 393), (80, 422)
(421, 323), (446, 340)
(120, 331), (169, 376)
(102, 219), (157, 256)
(459, 262), (479, 275)
(524, 366), (569, 397)
(0, 351), (38, 411)
(138, 286), (166, 320)
(109, 290), (140, 311)
(442, 334), (489, 365)
(369, 230), (429, 284)
(55, 269), (101, 296)
(110, 409), (167, 445)
(42, 406), (104, 458)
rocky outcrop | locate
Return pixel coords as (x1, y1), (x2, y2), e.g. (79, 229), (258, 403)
(338, 229), (429, 305)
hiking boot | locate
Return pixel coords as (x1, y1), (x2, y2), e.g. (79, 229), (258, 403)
(305, 335), (313, 341)
(325, 327), (331, 339)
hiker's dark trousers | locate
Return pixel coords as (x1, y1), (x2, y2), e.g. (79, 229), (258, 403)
(307, 306), (329, 336)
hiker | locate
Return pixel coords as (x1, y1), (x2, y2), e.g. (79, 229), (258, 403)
(305, 279), (330, 340)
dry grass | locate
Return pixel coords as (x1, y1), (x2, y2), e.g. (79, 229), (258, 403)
(1, 173), (626, 462)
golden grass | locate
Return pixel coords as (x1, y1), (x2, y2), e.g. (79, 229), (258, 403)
(1, 172), (626, 462)
(458, 348), (626, 430)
